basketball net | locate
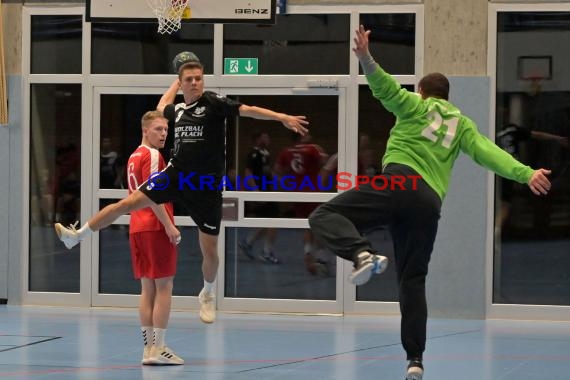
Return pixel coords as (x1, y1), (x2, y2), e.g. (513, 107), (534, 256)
(146, 0), (190, 34)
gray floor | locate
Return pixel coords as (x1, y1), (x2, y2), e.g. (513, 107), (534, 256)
(1, 306), (569, 379)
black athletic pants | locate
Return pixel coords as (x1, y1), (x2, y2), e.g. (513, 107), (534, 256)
(309, 164), (442, 360)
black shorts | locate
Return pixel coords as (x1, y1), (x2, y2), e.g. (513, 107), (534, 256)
(139, 164), (222, 235)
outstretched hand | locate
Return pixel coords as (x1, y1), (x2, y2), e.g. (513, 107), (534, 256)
(282, 114), (309, 136)
(528, 168), (551, 195)
(352, 24), (372, 59)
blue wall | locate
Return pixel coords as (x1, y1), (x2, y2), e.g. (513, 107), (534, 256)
(427, 76), (490, 318)
(1, 75), (23, 304)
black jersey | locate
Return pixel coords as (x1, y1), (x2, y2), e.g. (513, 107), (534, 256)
(164, 91), (242, 177)
(496, 124), (532, 159)
(245, 146), (272, 188)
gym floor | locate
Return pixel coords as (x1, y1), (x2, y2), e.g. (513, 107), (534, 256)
(1, 306), (568, 379)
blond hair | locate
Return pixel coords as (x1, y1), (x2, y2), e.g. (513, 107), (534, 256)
(141, 110), (166, 129)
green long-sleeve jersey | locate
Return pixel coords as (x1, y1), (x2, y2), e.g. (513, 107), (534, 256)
(366, 66), (534, 200)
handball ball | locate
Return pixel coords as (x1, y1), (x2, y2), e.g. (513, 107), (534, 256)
(172, 51), (200, 74)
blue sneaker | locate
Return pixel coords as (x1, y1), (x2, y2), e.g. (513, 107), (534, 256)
(372, 255), (389, 274)
(348, 251), (388, 286)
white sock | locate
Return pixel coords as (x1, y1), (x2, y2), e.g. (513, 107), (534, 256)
(77, 223), (92, 240)
(203, 280), (215, 294)
(304, 243), (313, 255)
(141, 326), (153, 347)
(154, 328), (166, 348)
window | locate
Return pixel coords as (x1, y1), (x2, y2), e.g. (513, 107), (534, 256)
(227, 94), (339, 195)
(225, 227), (336, 300)
(494, 11), (570, 305)
(224, 14), (350, 75)
(359, 13), (416, 75)
(29, 83), (81, 292)
(91, 23), (214, 74)
(31, 15), (82, 74)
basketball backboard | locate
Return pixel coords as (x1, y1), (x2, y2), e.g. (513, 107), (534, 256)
(86, 0), (276, 24)
(517, 55), (552, 80)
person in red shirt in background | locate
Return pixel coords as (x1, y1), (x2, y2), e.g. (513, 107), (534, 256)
(126, 111), (183, 365)
(275, 133), (329, 274)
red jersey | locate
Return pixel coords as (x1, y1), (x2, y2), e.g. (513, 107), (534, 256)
(276, 143), (324, 190)
(127, 145), (174, 233)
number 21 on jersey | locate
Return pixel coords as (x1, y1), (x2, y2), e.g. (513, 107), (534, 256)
(421, 108), (459, 149)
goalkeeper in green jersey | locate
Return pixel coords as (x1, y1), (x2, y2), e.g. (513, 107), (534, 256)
(309, 25), (551, 380)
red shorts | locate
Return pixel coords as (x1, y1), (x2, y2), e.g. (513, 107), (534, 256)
(294, 202), (320, 218)
(129, 230), (177, 279)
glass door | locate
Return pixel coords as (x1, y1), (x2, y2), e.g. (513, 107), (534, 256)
(220, 88), (343, 314)
(91, 86), (347, 315)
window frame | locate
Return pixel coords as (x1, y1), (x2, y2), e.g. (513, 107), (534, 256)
(487, 2), (570, 321)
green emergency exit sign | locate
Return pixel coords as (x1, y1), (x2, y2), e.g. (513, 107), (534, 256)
(224, 58), (259, 75)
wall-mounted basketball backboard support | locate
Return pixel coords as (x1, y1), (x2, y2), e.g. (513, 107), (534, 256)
(86, 0), (276, 24)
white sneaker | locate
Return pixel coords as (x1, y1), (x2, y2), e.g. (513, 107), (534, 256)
(348, 251), (388, 286)
(198, 289), (216, 324)
(406, 359), (423, 380)
(141, 346), (152, 365)
(54, 222), (80, 249)
(146, 346), (184, 365)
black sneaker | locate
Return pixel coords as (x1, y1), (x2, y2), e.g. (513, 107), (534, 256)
(238, 240), (255, 260)
(259, 252), (280, 264)
(406, 358), (423, 380)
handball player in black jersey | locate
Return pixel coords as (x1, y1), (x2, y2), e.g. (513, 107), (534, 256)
(54, 59), (309, 324)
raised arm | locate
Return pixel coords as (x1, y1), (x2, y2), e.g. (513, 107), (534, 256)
(239, 105), (309, 136)
(353, 25), (422, 119)
(157, 79), (180, 114)
(353, 24), (375, 74)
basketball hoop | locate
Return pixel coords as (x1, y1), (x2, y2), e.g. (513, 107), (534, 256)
(146, 0), (190, 34)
